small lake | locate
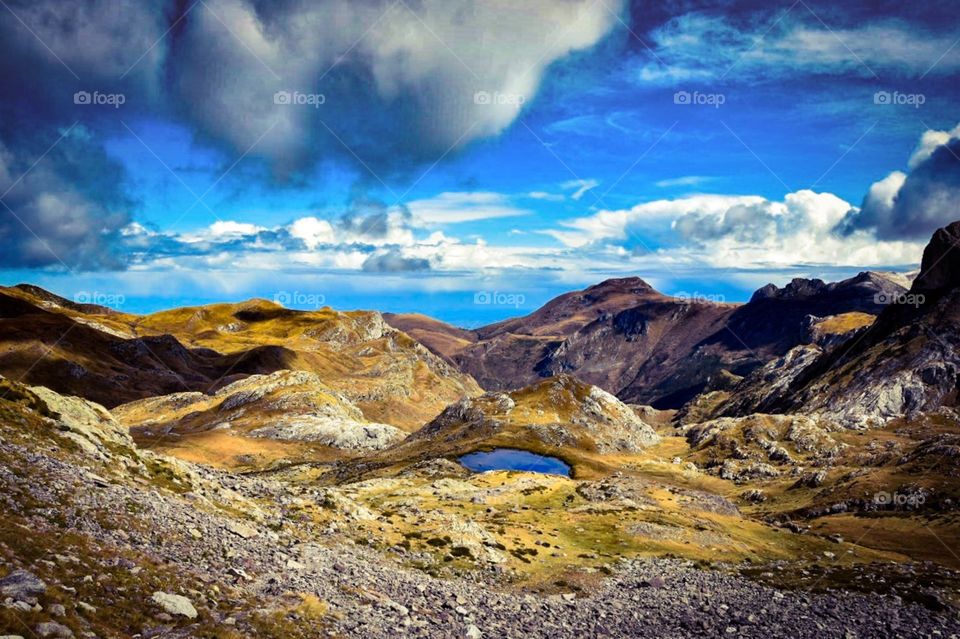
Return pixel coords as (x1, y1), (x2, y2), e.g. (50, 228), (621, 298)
(458, 448), (571, 477)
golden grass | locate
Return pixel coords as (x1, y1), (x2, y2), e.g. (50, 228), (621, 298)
(815, 312), (876, 335)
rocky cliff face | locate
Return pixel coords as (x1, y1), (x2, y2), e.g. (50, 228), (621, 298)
(710, 221), (960, 429)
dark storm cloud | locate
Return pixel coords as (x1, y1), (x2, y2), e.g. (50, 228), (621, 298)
(838, 136), (960, 241)
(0, 128), (132, 270)
(361, 250), (431, 273)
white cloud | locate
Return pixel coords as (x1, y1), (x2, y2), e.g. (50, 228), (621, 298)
(289, 217), (337, 250)
(543, 190), (925, 269)
(562, 178), (600, 201)
(655, 175), (713, 188)
(909, 123), (960, 168)
(406, 192), (530, 224)
(641, 14), (960, 82)
(545, 194), (766, 247)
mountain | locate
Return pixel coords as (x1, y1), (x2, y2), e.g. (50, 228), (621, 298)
(0, 286), (479, 430)
(713, 221), (960, 428)
(386, 272), (910, 409)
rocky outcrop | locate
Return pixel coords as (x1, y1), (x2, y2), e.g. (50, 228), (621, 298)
(116, 370), (407, 451)
(405, 375), (659, 455)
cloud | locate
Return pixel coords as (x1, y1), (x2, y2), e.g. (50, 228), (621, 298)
(170, 0), (627, 173)
(0, 127), (132, 270)
(639, 13), (960, 82)
(544, 190), (924, 269)
(545, 194), (767, 248)
(407, 192), (530, 224)
(361, 250), (430, 273)
(839, 122), (960, 240)
(562, 179), (600, 201)
(0, 0), (626, 270)
(655, 175), (712, 188)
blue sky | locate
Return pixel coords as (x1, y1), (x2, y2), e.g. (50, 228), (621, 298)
(1, 0), (959, 325)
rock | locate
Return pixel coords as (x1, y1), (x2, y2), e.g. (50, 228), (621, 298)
(913, 220), (960, 292)
(0, 569), (46, 604)
(466, 624), (483, 639)
(49, 603), (66, 616)
(77, 601), (96, 614)
(224, 521), (259, 539)
(35, 623), (73, 639)
(151, 591), (198, 619)
(640, 576), (666, 588)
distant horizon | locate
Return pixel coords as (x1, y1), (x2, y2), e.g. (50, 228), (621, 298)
(2, 261), (921, 328)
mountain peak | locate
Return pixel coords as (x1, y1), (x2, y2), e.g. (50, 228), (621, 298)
(912, 220), (960, 293)
(583, 276), (656, 295)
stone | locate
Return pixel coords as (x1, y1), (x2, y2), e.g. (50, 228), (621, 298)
(0, 569), (46, 604)
(224, 521), (259, 539)
(151, 591), (198, 619)
(35, 623), (73, 639)
(466, 625), (483, 639)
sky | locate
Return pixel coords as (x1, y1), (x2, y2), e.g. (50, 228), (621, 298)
(0, 0), (959, 326)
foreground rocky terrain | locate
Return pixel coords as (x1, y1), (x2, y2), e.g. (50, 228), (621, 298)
(3, 222), (960, 637)
(1, 377), (958, 638)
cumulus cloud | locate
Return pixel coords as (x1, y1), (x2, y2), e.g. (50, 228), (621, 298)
(545, 190), (924, 269)
(171, 0), (626, 173)
(839, 123), (960, 240)
(544, 195), (767, 248)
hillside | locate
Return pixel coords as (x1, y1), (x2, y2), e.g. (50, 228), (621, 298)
(0, 288), (480, 430)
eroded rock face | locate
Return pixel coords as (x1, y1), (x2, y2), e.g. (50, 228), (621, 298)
(116, 370), (407, 451)
(689, 220), (960, 430)
(29, 386), (134, 459)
